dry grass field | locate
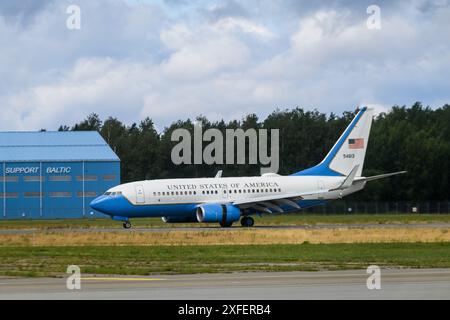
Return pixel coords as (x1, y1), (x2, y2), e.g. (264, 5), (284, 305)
(1, 214), (450, 230)
(1, 227), (449, 246)
(1, 214), (449, 277)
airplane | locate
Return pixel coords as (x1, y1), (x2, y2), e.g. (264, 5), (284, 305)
(90, 107), (406, 229)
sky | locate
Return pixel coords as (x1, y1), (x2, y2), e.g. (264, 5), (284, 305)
(0, 0), (449, 131)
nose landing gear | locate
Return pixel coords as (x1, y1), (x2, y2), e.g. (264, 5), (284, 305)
(122, 221), (132, 229)
(240, 216), (254, 227)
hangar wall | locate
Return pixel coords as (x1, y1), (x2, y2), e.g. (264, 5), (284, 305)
(0, 131), (120, 219)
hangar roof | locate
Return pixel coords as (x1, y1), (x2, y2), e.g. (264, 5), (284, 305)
(0, 131), (120, 162)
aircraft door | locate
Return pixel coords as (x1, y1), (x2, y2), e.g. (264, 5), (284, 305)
(135, 185), (145, 204)
(317, 180), (325, 199)
(222, 185), (228, 199)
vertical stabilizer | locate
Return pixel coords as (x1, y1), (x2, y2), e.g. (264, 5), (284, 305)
(292, 107), (374, 177)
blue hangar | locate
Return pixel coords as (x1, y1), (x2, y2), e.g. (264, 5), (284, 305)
(0, 131), (120, 220)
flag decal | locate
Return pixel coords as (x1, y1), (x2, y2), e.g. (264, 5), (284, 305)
(348, 138), (364, 149)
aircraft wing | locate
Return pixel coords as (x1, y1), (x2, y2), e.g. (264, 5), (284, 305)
(232, 190), (327, 214)
(230, 170), (406, 214)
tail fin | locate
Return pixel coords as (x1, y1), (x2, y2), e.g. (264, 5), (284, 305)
(292, 107), (374, 177)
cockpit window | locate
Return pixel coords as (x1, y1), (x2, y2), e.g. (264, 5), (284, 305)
(105, 191), (123, 196)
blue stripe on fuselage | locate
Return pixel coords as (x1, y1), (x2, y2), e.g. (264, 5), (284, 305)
(90, 195), (198, 219)
(90, 195), (328, 219)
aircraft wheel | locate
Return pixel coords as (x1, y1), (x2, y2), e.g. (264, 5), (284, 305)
(123, 221), (132, 229)
(219, 222), (233, 228)
(241, 216), (254, 227)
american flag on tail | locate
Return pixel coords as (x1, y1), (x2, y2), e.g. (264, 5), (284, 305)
(348, 138), (364, 149)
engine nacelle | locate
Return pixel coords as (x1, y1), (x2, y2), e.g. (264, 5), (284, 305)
(162, 216), (198, 223)
(196, 203), (241, 224)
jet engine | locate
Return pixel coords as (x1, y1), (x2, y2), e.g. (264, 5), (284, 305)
(196, 203), (241, 226)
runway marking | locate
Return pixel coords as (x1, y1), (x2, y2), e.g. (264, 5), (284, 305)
(81, 277), (166, 281)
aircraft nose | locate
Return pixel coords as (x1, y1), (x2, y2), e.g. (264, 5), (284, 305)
(89, 195), (110, 213)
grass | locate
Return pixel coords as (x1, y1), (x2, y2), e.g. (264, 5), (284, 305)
(1, 227), (449, 246)
(1, 214), (448, 278)
(1, 213), (449, 230)
(0, 243), (449, 277)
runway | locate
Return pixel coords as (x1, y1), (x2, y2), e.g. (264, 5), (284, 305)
(1, 222), (449, 235)
(1, 269), (449, 300)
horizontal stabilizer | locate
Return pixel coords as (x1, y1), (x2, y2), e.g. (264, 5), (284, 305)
(355, 171), (407, 182)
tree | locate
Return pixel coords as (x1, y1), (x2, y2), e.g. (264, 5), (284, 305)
(72, 113), (102, 131)
(59, 103), (450, 201)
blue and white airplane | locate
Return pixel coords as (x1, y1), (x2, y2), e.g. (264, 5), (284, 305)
(90, 107), (406, 229)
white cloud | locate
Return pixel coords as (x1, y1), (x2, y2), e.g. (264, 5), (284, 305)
(160, 24), (194, 50)
(0, 0), (449, 131)
(213, 17), (274, 39)
(161, 34), (251, 80)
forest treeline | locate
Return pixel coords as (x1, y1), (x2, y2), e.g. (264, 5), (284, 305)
(58, 102), (450, 201)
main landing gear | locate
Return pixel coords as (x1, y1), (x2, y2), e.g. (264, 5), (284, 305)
(122, 221), (132, 229)
(240, 216), (254, 228)
(220, 221), (233, 228)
